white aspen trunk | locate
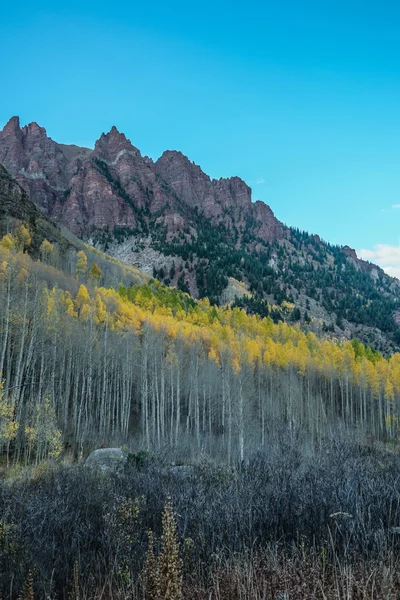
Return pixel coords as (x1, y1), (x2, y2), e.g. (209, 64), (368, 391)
(13, 280), (29, 418)
(160, 349), (165, 440)
(0, 265), (12, 377)
(169, 363), (174, 443)
(239, 376), (244, 464)
(142, 343), (149, 449)
(175, 364), (180, 446)
(194, 356), (200, 447)
(221, 363), (226, 444)
(227, 371), (232, 466)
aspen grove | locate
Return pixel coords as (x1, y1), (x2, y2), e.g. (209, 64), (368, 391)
(0, 228), (399, 465)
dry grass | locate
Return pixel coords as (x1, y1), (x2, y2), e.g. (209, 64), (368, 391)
(19, 552), (400, 599)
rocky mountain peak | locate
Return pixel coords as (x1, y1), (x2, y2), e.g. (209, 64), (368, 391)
(22, 121), (47, 138)
(3, 116), (21, 134)
(156, 149), (212, 182)
(342, 245), (358, 260)
(211, 175), (252, 211)
(93, 126), (141, 163)
(0, 116), (287, 246)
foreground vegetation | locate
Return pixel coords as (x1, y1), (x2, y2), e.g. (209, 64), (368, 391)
(2, 436), (400, 598)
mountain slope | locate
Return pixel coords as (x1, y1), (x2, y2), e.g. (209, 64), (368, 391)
(0, 163), (72, 254)
(1, 116), (399, 352)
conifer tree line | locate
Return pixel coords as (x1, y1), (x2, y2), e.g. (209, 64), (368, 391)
(1, 227), (400, 463)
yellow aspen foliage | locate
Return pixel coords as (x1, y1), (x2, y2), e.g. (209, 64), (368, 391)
(385, 380), (395, 401)
(63, 291), (77, 318)
(0, 233), (15, 250)
(198, 297), (211, 310)
(264, 338), (277, 367)
(376, 360), (391, 394)
(155, 305), (174, 318)
(76, 251), (88, 278)
(17, 267), (29, 280)
(80, 303), (91, 322)
(45, 287), (58, 319)
(0, 260), (8, 276)
(280, 300), (295, 315)
(231, 356), (240, 374)
(75, 284), (90, 309)
(208, 346), (220, 367)
(306, 331), (319, 352)
(88, 262), (102, 280)
(386, 413), (397, 430)
(244, 338), (262, 365)
(34, 274), (400, 417)
(75, 284), (91, 321)
(0, 380), (18, 453)
(390, 360), (400, 390)
(94, 294), (107, 325)
(39, 239), (55, 262)
(165, 320), (178, 339)
(15, 224), (31, 251)
(296, 339), (311, 376)
(366, 362), (379, 395)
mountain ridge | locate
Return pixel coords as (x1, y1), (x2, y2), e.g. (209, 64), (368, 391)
(1, 116), (399, 353)
(0, 116), (285, 243)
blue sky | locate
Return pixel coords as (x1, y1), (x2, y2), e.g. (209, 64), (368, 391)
(2, 1), (400, 274)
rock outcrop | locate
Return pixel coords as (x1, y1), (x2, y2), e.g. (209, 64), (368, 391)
(0, 117), (285, 243)
(0, 116), (91, 216)
(154, 150), (285, 242)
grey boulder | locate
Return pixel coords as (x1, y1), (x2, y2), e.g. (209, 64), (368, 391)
(85, 448), (127, 473)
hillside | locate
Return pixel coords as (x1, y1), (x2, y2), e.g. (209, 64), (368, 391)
(0, 217), (399, 465)
(0, 163), (71, 255)
(1, 117), (400, 352)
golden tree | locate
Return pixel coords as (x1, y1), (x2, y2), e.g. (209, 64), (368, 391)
(0, 379), (18, 465)
(15, 224), (31, 252)
(39, 239), (55, 263)
(88, 262), (101, 281)
(75, 251), (88, 279)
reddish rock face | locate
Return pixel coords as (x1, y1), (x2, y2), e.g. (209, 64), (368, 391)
(342, 245), (358, 261)
(0, 116), (286, 244)
(154, 150), (285, 243)
(0, 116), (91, 216)
(253, 201), (285, 243)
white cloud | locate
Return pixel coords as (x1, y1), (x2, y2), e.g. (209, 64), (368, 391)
(392, 204), (400, 209)
(358, 243), (400, 279)
(256, 178), (265, 184)
(383, 265), (400, 279)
